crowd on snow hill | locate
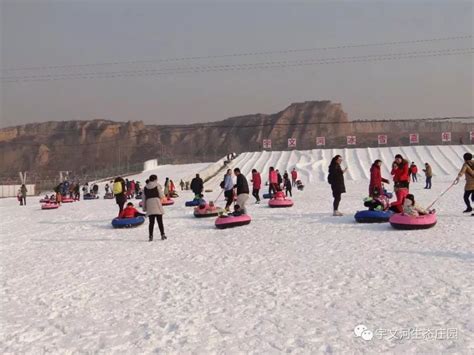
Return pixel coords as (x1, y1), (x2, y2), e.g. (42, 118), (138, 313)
(328, 152), (474, 217)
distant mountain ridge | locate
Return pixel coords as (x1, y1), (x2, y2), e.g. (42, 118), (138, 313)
(0, 101), (472, 178)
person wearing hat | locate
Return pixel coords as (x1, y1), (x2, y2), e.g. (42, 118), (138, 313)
(454, 152), (474, 214)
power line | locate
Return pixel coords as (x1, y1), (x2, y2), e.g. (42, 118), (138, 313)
(2, 47), (472, 83)
(1, 116), (472, 147)
(1, 34), (471, 72)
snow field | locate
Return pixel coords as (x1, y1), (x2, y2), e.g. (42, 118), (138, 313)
(1, 145), (473, 353)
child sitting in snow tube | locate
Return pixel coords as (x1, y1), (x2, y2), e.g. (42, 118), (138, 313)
(296, 180), (304, 191)
(268, 190), (294, 208)
(390, 194), (436, 230)
(355, 189), (393, 223)
(194, 201), (224, 218)
(215, 205), (251, 229)
(112, 202), (146, 228)
(39, 195), (50, 203)
(185, 194), (206, 207)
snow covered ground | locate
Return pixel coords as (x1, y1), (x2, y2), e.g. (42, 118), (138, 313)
(1, 145), (473, 353)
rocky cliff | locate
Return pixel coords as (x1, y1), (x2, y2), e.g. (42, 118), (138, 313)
(0, 101), (472, 178)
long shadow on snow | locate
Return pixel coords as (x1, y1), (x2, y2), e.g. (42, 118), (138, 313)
(387, 249), (474, 262)
(32, 238), (148, 243)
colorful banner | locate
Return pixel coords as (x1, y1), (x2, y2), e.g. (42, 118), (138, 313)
(346, 136), (356, 145)
(288, 138), (297, 148)
(441, 132), (451, 142)
(378, 135), (388, 145)
(409, 133), (419, 144)
(262, 139), (272, 149)
(316, 136), (326, 146)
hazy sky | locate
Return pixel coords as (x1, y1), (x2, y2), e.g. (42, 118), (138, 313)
(1, 0), (473, 128)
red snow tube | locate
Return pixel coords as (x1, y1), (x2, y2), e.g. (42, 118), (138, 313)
(194, 204), (224, 218)
(62, 197), (74, 203)
(268, 191), (293, 208)
(161, 198), (175, 206)
(215, 214), (251, 229)
(41, 202), (59, 210)
(389, 213), (437, 230)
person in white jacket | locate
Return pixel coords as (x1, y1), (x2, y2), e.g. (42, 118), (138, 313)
(143, 174), (166, 241)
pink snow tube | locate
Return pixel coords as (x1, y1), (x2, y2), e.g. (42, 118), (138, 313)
(62, 197), (74, 203)
(41, 202), (59, 210)
(215, 214), (251, 229)
(389, 213), (437, 230)
(268, 191), (294, 208)
(39, 198), (50, 203)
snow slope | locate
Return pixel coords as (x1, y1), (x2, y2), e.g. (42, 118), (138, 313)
(198, 145), (473, 188)
(1, 145), (473, 354)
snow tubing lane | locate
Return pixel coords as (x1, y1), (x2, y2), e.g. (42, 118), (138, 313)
(268, 198), (294, 208)
(215, 215), (251, 229)
(354, 210), (394, 223)
(185, 199), (205, 207)
(41, 203), (59, 210)
(389, 213), (437, 230)
(111, 216), (145, 229)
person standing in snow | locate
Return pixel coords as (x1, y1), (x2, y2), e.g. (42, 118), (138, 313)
(454, 152), (474, 214)
(283, 171), (292, 197)
(276, 170), (283, 190)
(233, 168), (250, 214)
(268, 167), (278, 195)
(423, 163), (433, 189)
(143, 174), (166, 241)
(390, 154), (410, 212)
(328, 155), (347, 216)
(291, 168), (298, 187)
(369, 160), (389, 198)
(190, 174), (204, 198)
(410, 162), (418, 182)
(113, 177), (127, 216)
(179, 179), (185, 191)
(251, 169), (261, 203)
(19, 184), (27, 206)
(222, 169), (234, 212)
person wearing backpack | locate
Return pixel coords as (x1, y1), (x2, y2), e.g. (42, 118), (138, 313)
(222, 169), (234, 211)
(113, 177), (127, 216)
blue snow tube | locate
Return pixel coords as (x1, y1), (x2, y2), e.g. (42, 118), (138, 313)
(262, 193), (273, 199)
(83, 194), (98, 200)
(354, 210), (394, 223)
(111, 216), (145, 228)
(185, 199), (205, 207)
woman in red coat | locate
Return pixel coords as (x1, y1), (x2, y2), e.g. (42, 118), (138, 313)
(369, 160), (389, 197)
(390, 154), (410, 212)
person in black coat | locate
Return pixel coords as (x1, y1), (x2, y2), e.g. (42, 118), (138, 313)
(233, 168), (250, 214)
(190, 174), (204, 198)
(328, 155), (347, 216)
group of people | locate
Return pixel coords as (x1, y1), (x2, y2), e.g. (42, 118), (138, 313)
(328, 152), (474, 217)
(268, 167), (298, 197)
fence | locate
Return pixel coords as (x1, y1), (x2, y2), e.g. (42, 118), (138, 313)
(0, 184), (36, 198)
